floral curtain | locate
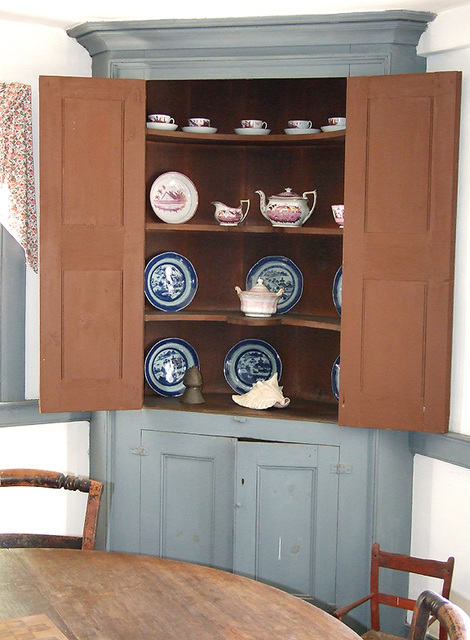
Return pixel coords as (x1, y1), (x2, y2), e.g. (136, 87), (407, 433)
(0, 82), (38, 273)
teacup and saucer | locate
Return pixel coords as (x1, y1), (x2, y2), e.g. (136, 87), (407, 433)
(182, 117), (218, 134)
(147, 114), (178, 131)
(235, 119), (270, 135)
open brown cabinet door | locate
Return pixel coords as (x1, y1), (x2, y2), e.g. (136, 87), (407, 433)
(39, 76), (146, 412)
(340, 71), (461, 432)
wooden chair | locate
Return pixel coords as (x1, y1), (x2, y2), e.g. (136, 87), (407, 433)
(409, 591), (470, 640)
(0, 468), (103, 550)
(333, 543), (455, 640)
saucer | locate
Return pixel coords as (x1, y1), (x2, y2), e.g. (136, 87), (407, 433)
(321, 124), (346, 132)
(284, 128), (321, 135)
(147, 122), (178, 131)
(234, 128), (271, 136)
(182, 126), (218, 134)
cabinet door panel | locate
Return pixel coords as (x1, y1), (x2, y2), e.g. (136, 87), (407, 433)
(340, 71), (461, 432)
(39, 76), (146, 412)
(140, 431), (235, 571)
(234, 441), (339, 604)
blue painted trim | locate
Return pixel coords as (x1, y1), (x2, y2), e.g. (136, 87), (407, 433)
(0, 400), (90, 427)
(409, 431), (470, 470)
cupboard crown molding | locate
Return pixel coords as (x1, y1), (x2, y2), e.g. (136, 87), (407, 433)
(67, 11), (435, 79)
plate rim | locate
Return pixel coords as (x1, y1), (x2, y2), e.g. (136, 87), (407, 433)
(246, 255), (303, 314)
(144, 251), (198, 312)
(149, 170), (198, 224)
(332, 265), (342, 316)
(223, 338), (282, 394)
(144, 337), (199, 396)
(331, 354), (340, 401)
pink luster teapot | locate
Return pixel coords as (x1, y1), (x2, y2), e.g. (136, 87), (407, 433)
(256, 187), (317, 227)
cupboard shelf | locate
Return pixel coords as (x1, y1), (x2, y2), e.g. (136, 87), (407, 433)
(145, 129), (346, 146)
(143, 392), (339, 424)
(145, 222), (343, 236)
(144, 309), (341, 331)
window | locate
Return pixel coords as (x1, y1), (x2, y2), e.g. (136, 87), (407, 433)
(0, 82), (37, 402)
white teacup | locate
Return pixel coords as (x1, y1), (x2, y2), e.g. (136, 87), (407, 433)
(288, 120), (312, 129)
(241, 119), (268, 129)
(188, 117), (211, 128)
(328, 117), (346, 127)
(148, 114), (175, 124)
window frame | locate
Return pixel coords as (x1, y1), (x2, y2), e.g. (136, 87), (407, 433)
(0, 224), (25, 402)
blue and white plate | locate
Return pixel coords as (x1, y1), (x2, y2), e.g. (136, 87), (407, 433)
(332, 265), (342, 315)
(224, 339), (282, 394)
(331, 355), (340, 402)
(145, 338), (199, 396)
(246, 256), (303, 314)
(145, 252), (197, 312)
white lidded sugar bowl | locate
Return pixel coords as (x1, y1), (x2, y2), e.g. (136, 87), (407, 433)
(235, 278), (284, 317)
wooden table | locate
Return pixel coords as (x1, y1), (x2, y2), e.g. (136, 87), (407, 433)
(0, 548), (361, 640)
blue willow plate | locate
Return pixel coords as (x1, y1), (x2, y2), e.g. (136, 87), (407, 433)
(246, 256), (303, 314)
(224, 339), (282, 394)
(145, 338), (199, 396)
(332, 265), (342, 315)
(331, 355), (340, 402)
(145, 252), (197, 311)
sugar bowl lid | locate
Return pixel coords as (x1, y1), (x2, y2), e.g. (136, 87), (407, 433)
(247, 278), (273, 295)
(237, 278), (283, 298)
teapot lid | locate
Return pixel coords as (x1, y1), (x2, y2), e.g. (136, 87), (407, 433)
(273, 187), (300, 198)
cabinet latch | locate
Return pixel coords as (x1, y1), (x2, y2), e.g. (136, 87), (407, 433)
(129, 445), (149, 456)
(330, 464), (352, 474)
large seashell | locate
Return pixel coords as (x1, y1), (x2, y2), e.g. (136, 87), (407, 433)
(232, 373), (290, 410)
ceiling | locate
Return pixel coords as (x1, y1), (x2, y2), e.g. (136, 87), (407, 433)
(0, 0), (467, 29)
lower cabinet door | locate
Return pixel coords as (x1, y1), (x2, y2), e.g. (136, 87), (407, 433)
(234, 441), (340, 605)
(140, 430), (236, 571)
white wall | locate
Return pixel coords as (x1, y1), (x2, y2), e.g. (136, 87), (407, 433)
(0, 19), (91, 535)
(418, 6), (470, 437)
(410, 7), (470, 622)
(0, 422), (89, 536)
(410, 456), (470, 614)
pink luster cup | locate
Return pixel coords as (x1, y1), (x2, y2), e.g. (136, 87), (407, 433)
(331, 204), (344, 228)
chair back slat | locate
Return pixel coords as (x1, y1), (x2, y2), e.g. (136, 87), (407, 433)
(369, 543), (455, 640)
(0, 468), (103, 550)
